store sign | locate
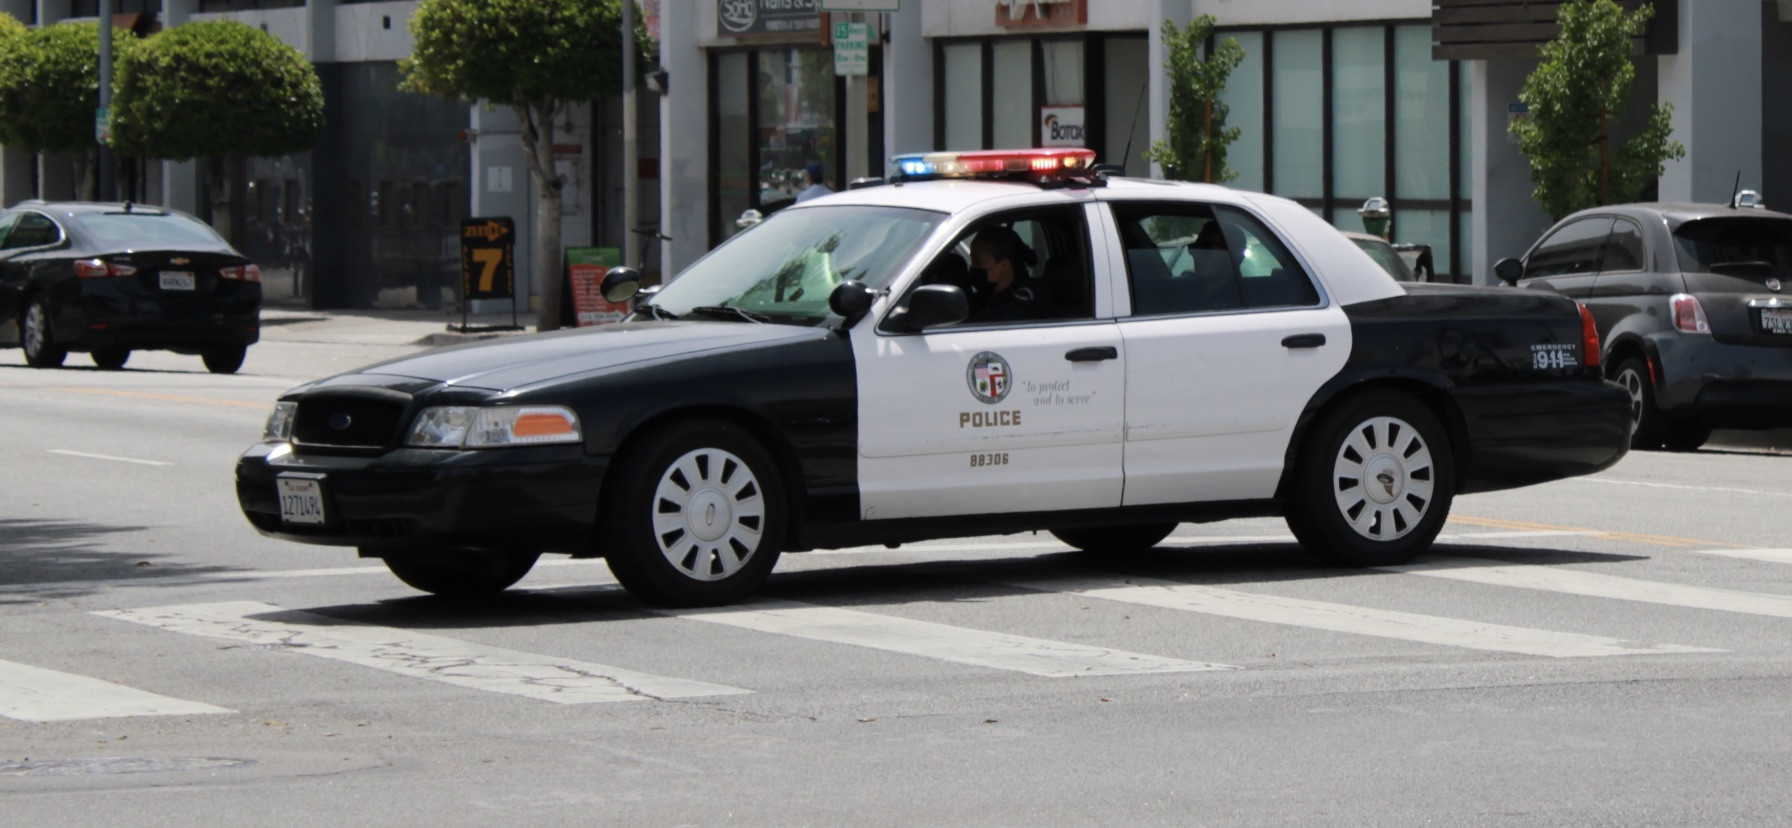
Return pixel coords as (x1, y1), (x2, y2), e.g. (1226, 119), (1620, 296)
(718, 0), (822, 36)
(567, 247), (629, 327)
(1040, 106), (1086, 148)
(834, 22), (869, 76)
(460, 217), (516, 301)
(995, 0), (1086, 28)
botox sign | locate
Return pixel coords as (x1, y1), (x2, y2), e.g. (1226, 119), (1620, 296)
(1040, 107), (1086, 148)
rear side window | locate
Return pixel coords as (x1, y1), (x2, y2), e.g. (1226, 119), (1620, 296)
(2, 212), (62, 249)
(1672, 217), (1792, 278)
(1600, 219), (1647, 272)
(1115, 202), (1319, 316)
(73, 213), (226, 247)
(1524, 217), (1612, 279)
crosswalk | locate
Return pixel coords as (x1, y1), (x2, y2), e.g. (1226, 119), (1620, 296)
(8, 530), (1792, 723)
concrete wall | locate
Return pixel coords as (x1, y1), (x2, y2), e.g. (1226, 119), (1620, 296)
(1657, 0), (1762, 203)
(1192, 0), (1432, 26)
(1470, 59), (1553, 283)
(333, 1), (414, 63)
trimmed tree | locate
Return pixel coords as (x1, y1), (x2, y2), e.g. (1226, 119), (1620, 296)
(110, 20), (323, 235)
(1143, 15), (1245, 183)
(1511, 0), (1684, 220)
(400, 0), (645, 331)
(0, 22), (139, 199)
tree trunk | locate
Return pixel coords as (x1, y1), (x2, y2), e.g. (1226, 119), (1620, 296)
(75, 150), (96, 201)
(515, 97), (565, 332)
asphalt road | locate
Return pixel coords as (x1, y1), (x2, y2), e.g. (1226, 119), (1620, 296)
(4, 329), (1792, 826)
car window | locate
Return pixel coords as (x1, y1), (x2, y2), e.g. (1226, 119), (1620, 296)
(911, 206), (1093, 326)
(1524, 217), (1612, 279)
(1, 212), (62, 250)
(1671, 217), (1792, 278)
(1598, 218), (1646, 272)
(650, 204), (941, 325)
(73, 212), (227, 247)
(1351, 236), (1416, 281)
(0, 212), (19, 249)
(1115, 203), (1319, 315)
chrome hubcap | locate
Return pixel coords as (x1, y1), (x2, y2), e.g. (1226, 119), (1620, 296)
(1616, 367), (1646, 430)
(1332, 416), (1435, 542)
(651, 447), (765, 581)
(23, 303), (45, 356)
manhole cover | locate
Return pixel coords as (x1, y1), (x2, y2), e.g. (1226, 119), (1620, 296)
(0, 757), (255, 777)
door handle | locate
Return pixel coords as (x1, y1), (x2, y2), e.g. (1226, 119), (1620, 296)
(1281, 333), (1326, 349)
(1065, 346), (1119, 362)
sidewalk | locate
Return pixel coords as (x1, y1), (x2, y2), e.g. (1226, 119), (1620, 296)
(258, 307), (535, 348)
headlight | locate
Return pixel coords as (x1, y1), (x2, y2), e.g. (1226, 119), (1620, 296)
(263, 401), (298, 442)
(405, 405), (582, 448)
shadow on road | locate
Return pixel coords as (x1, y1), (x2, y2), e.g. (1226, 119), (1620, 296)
(0, 517), (242, 603)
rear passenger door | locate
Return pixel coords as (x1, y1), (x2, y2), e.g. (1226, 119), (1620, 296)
(1105, 201), (1350, 506)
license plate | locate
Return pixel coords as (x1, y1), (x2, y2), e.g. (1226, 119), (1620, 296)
(1763, 307), (1792, 334)
(160, 271), (195, 291)
(277, 476), (326, 525)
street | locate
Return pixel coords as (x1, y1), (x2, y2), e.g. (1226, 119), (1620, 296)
(5, 323), (1792, 826)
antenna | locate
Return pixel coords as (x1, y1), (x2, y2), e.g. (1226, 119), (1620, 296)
(1730, 171), (1743, 208)
(1118, 79), (1150, 174)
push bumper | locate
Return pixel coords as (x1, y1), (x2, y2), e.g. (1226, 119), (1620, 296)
(1450, 380), (1632, 494)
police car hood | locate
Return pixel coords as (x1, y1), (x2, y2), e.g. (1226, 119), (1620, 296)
(350, 321), (829, 391)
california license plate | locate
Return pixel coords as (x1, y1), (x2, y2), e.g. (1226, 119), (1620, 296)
(277, 476), (326, 525)
(1763, 307), (1792, 334)
(160, 271), (195, 291)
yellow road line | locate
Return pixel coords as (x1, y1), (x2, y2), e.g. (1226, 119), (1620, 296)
(48, 387), (271, 410)
(1449, 515), (1746, 549)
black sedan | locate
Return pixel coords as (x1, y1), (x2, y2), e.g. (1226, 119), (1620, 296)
(1496, 193), (1792, 450)
(0, 201), (261, 373)
(238, 148), (1630, 608)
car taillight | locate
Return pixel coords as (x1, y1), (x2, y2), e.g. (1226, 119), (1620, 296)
(220, 263), (262, 283)
(1671, 293), (1710, 334)
(74, 258), (137, 278)
(1578, 303), (1601, 368)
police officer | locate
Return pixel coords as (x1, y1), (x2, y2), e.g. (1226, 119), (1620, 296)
(968, 226), (1052, 322)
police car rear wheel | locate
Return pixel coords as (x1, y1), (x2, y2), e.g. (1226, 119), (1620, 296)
(1286, 391), (1454, 567)
(602, 419), (785, 607)
(1050, 523), (1177, 554)
(383, 551), (540, 597)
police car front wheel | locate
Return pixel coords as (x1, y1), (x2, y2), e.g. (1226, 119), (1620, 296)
(1286, 391), (1455, 567)
(601, 419), (786, 607)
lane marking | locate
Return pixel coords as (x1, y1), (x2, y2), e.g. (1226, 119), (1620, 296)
(1387, 558), (1792, 619)
(49, 387), (271, 409)
(97, 601), (748, 703)
(45, 449), (173, 467)
(989, 574), (1709, 658)
(1692, 548), (1792, 566)
(666, 598), (1234, 676)
(1448, 515), (1745, 549)
(0, 657), (233, 722)
(1581, 477), (1790, 499)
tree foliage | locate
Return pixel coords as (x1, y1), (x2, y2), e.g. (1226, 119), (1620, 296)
(1511, 0), (1684, 220)
(110, 20), (323, 161)
(400, 0), (647, 331)
(0, 22), (137, 154)
(1143, 15), (1245, 183)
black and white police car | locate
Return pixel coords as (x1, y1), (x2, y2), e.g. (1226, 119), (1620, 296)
(237, 148), (1631, 607)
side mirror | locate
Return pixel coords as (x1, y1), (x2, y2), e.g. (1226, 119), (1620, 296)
(1493, 258), (1524, 286)
(600, 266), (642, 303)
(883, 284), (969, 333)
(828, 280), (877, 327)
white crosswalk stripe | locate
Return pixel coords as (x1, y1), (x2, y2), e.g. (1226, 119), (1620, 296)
(989, 573), (1715, 658)
(1692, 548), (1792, 566)
(1386, 558), (1792, 619)
(96, 601), (749, 704)
(0, 657), (233, 722)
(665, 598), (1235, 676)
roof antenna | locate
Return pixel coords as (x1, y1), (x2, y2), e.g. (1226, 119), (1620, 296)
(1119, 79), (1149, 173)
(1729, 171), (1743, 209)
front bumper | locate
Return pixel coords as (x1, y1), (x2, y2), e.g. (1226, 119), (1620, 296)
(1450, 380), (1632, 494)
(235, 442), (610, 553)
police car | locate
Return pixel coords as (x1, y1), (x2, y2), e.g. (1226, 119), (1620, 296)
(237, 148), (1631, 607)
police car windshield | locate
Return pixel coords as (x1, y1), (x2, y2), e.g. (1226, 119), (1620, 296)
(650, 205), (942, 325)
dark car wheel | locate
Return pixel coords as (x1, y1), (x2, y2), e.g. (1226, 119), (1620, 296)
(1661, 423), (1711, 453)
(382, 550), (540, 597)
(21, 297), (67, 368)
(1612, 358), (1667, 449)
(1285, 390), (1455, 567)
(1050, 523), (1177, 554)
(91, 347), (130, 370)
(203, 344), (247, 374)
(601, 419), (785, 608)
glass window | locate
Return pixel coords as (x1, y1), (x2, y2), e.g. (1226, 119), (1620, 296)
(715, 52), (751, 240)
(1214, 205), (1320, 307)
(1393, 209), (1451, 283)
(1524, 218), (1614, 279)
(1103, 36), (1151, 177)
(757, 49), (837, 215)
(1042, 40), (1083, 106)
(942, 42), (983, 150)
(1394, 25), (1450, 201)
(1602, 219), (1646, 272)
(0, 212), (21, 248)
(929, 206), (1093, 323)
(1114, 204), (1241, 315)
(992, 41), (1032, 149)
(1671, 217), (1792, 277)
(1219, 31), (1265, 191)
(1331, 27), (1385, 202)
(1271, 29), (1323, 199)
(74, 213), (227, 247)
(7, 213), (61, 248)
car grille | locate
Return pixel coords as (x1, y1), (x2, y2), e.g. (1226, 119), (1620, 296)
(293, 396), (407, 449)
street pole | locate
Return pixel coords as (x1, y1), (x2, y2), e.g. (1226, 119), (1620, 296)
(622, 1), (639, 272)
(97, 0), (115, 202)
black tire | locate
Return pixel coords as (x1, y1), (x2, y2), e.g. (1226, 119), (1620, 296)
(601, 418), (785, 608)
(1285, 390), (1455, 567)
(382, 551), (539, 597)
(1611, 357), (1666, 449)
(202, 344), (247, 374)
(1050, 522), (1177, 554)
(1661, 423), (1711, 452)
(20, 296), (66, 368)
(91, 346), (131, 370)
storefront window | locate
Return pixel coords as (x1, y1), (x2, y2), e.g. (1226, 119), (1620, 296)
(1395, 25), (1450, 202)
(1332, 27), (1385, 218)
(756, 49), (837, 214)
(942, 42), (983, 150)
(1103, 35), (1150, 177)
(1220, 31), (1265, 190)
(1271, 29), (1323, 200)
(1042, 39), (1084, 106)
(715, 52), (751, 241)
(992, 40), (1033, 149)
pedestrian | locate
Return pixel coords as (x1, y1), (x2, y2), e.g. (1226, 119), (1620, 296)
(796, 162), (832, 203)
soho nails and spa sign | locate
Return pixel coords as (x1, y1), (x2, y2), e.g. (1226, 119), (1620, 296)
(718, 0), (822, 36)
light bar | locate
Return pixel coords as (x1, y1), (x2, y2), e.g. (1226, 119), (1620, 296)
(890, 148), (1098, 181)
